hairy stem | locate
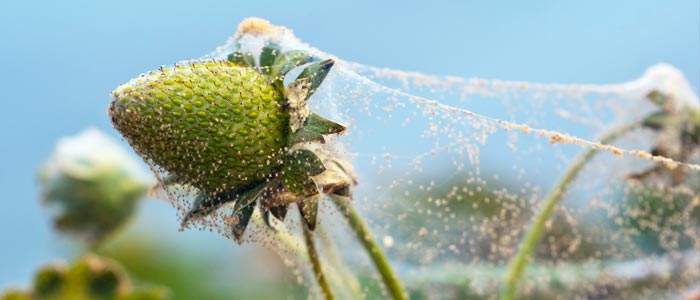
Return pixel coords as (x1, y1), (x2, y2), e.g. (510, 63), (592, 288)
(501, 122), (639, 300)
(301, 214), (335, 300)
(329, 194), (408, 300)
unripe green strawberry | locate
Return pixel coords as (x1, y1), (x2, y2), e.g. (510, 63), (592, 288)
(108, 43), (346, 237)
(109, 61), (290, 194)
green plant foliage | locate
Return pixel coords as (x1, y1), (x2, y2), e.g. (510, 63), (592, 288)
(99, 235), (305, 300)
(1, 255), (169, 300)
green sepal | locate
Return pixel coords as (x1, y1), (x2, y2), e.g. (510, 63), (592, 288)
(231, 184), (265, 215)
(282, 175), (318, 198)
(260, 43), (282, 76)
(159, 175), (183, 187)
(227, 51), (256, 68)
(86, 267), (121, 299)
(298, 196), (319, 230)
(231, 199), (256, 244)
(262, 210), (274, 229)
(646, 90), (668, 106)
(683, 110), (700, 143)
(181, 183), (262, 226)
(280, 149), (325, 197)
(282, 149), (327, 176)
(643, 111), (679, 130)
(272, 50), (313, 78)
(181, 192), (229, 226)
(34, 265), (66, 297)
(290, 59), (334, 101)
(289, 113), (346, 145)
(272, 79), (285, 94)
(269, 204), (288, 221)
(681, 121), (700, 143)
(689, 109), (700, 124)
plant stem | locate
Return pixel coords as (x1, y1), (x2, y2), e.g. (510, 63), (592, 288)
(301, 215), (335, 300)
(250, 211), (352, 297)
(411, 250), (699, 298)
(329, 194), (408, 300)
(318, 225), (362, 299)
(501, 122), (639, 300)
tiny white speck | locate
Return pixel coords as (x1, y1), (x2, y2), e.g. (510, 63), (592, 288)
(383, 236), (394, 248)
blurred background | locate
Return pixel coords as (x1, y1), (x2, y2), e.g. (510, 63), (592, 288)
(0, 1), (698, 299)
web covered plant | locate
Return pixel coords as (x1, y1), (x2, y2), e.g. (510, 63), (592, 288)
(104, 18), (700, 299)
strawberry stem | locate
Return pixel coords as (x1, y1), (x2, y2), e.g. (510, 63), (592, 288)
(301, 213), (335, 300)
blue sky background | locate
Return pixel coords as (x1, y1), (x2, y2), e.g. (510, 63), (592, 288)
(0, 0), (698, 286)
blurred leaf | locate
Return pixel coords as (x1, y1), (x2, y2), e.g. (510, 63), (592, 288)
(99, 233), (304, 300)
(1, 254), (169, 300)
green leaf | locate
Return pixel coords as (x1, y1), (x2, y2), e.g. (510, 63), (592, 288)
(290, 59), (334, 101)
(298, 196), (319, 230)
(260, 43), (282, 76)
(231, 200), (256, 244)
(227, 51), (256, 68)
(269, 204), (288, 221)
(289, 113), (346, 145)
(0, 290), (32, 300)
(271, 50), (313, 78)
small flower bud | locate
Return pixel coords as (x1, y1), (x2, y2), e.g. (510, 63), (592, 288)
(38, 128), (153, 245)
